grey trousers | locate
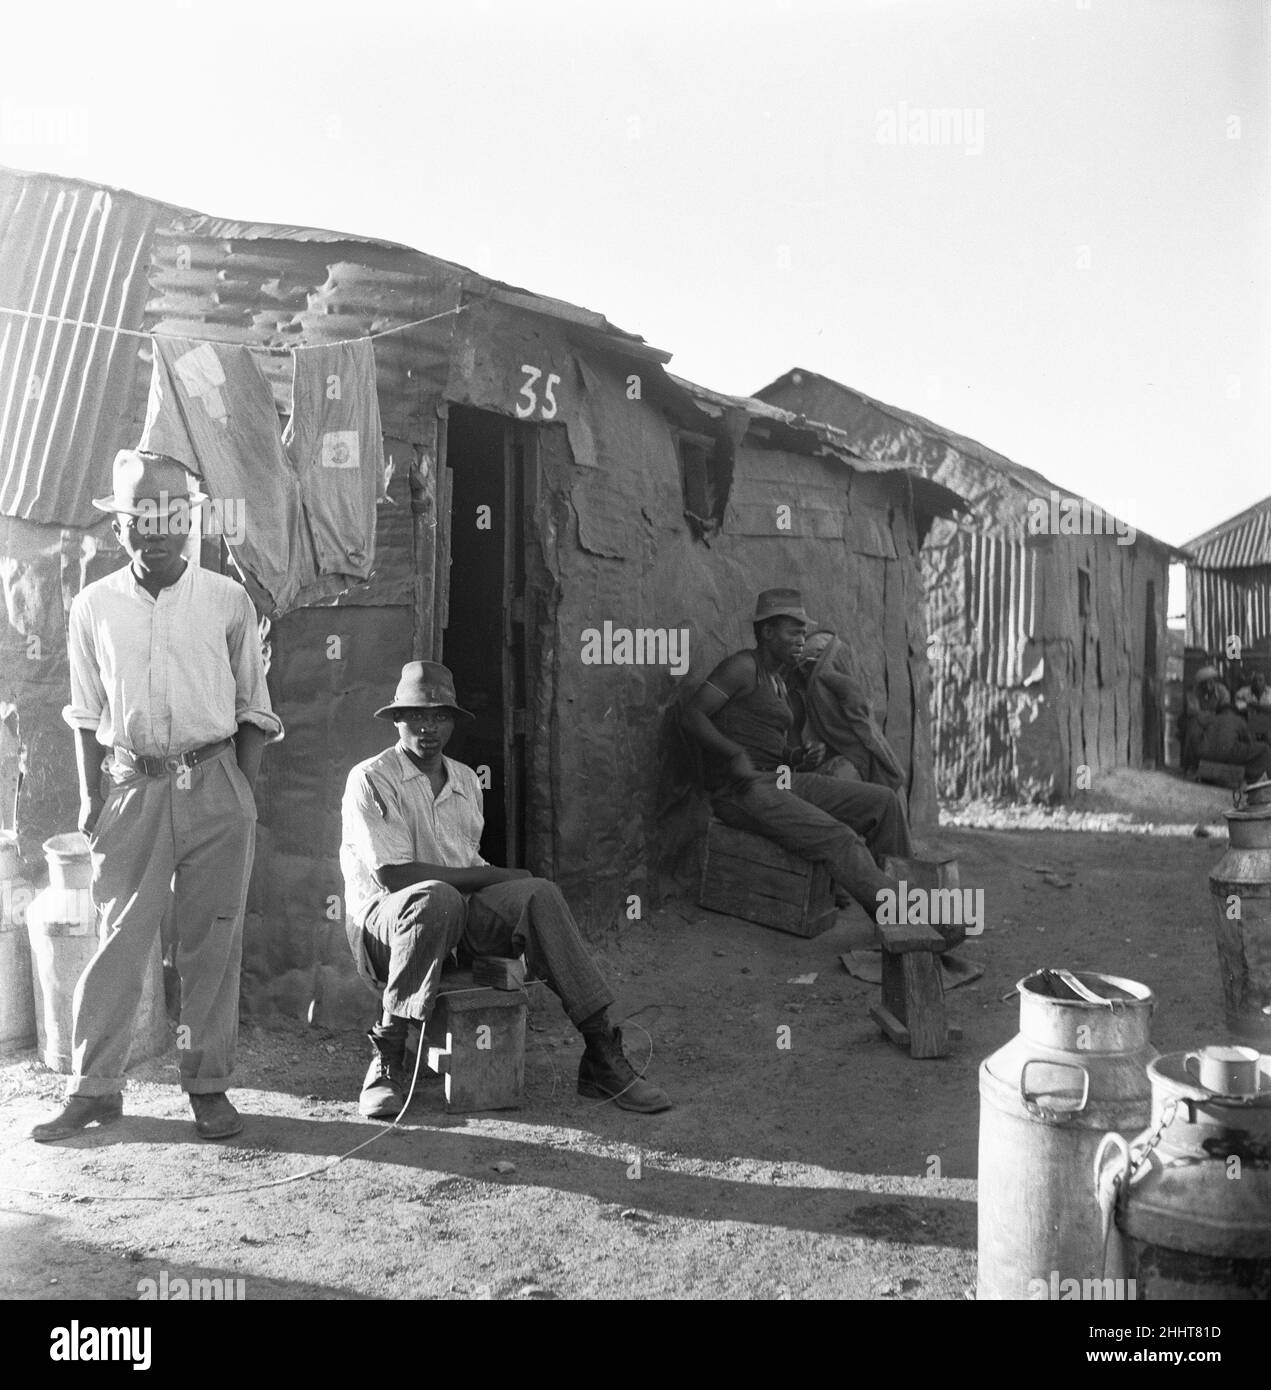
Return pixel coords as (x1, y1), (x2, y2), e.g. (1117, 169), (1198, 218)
(358, 877), (614, 1027)
(711, 770), (911, 909)
(70, 747), (256, 1097)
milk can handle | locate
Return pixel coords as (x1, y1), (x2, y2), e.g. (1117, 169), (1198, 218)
(1020, 1058), (1090, 1121)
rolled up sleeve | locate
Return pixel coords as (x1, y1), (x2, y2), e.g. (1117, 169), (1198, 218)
(345, 768), (415, 874)
(62, 596), (107, 736)
(227, 589), (284, 742)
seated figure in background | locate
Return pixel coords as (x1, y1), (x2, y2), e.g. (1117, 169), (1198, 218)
(788, 628), (907, 802)
(682, 589), (909, 923)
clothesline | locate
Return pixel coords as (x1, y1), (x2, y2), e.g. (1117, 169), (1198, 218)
(0, 301), (468, 351)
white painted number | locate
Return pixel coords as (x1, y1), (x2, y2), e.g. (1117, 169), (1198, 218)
(516, 364), (562, 420)
(516, 364), (542, 419)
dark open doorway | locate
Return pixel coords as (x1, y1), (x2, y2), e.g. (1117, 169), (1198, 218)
(440, 405), (531, 866)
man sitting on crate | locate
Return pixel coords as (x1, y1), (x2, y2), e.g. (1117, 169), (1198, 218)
(682, 589), (910, 923)
(340, 662), (670, 1118)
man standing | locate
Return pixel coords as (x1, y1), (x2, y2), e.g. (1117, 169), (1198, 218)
(340, 661), (670, 1118)
(683, 589), (908, 921)
(29, 450), (281, 1143)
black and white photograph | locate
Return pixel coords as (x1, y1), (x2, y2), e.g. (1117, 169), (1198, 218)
(0, 0), (1267, 1341)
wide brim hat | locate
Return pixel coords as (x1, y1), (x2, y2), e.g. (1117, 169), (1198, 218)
(92, 449), (208, 515)
(374, 661), (474, 721)
(1195, 665), (1219, 682)
(753, 587), (813, 626)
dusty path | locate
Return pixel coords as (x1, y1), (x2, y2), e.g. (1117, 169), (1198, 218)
(0, 817), (1234, 1301)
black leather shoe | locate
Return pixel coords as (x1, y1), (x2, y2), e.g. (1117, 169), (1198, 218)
(360, 1031), (407, 1119)
(578, 1027), (671, 1113)
(189, 1092), (243, 1140)
(28, 1093), (124, 1143)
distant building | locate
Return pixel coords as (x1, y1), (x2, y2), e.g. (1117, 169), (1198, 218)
(756, 369), (1178, 802)
(1182, 493), (1271, 673)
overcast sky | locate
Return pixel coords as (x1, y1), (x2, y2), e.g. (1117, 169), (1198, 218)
(2, 0), (1266, 588)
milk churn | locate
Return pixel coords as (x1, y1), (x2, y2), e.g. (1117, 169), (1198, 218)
(26, 833), (168, 1072)
(1209, 780), (1271, 1043)
(977, 969), (1156, 1300)
(0, 831), (37, 1054)
(1099, 1048), (1271, 1299)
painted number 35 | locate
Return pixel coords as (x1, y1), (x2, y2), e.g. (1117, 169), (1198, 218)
(515, 363), (561, 420)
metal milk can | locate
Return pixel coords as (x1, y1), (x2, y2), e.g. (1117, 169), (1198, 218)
(1208, 785), (1271, 1043)
(977, 969), (1156, 1300)
(1098, 1048), (1271, 1299)
(26, 832), (168, 1072)
(0, 831), (37, 1055)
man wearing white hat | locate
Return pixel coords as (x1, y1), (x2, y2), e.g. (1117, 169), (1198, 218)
(340, 661), (671, 1117)
(28, 449), (282, 1143)
(683, 588), (908, 920)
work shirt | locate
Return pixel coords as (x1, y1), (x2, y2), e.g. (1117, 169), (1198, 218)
(63, 561), (283, 757)
(340, 746), (486, 938)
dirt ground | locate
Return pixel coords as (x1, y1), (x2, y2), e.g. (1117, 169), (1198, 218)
(0, 770), (1246, 1301)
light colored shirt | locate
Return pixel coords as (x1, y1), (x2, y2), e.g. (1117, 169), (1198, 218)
(63, 561), (283, 756)
(340, 746), (486, 931)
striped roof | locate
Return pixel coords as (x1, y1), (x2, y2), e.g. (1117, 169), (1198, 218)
(1183, 493), (1271, 570)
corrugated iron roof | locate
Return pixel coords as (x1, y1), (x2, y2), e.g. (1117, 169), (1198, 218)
(755, 367), (1181, 557)
(1182, 493), (1271, 570)
(0, 171), (162, 522)
(0, 165), (678, 526)
(671, 373), (967, 520)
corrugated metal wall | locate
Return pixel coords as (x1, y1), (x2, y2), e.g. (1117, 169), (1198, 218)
(0, 174), (160, 525)
(1186, 565), (1271, 655)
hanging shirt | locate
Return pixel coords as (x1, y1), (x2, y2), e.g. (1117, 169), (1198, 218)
(140, 336), (383, 617)
(284, 341), (383, 578)
(63, 562), (284, 756)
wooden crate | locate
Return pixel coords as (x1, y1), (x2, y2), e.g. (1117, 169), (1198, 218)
(422, 970), (526, 1112)
(699, 818), (837, 937)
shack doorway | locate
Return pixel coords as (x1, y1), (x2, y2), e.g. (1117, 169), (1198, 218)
(440, 405), (533, 867)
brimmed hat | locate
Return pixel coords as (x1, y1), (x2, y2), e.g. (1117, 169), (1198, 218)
(374, 662), (473, 721)
(1196, 665), (1219, 682)
(753, 588), (812, 626)
(92, 449), (208, 515)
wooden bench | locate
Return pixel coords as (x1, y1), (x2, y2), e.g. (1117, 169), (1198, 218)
(871, 854), (965, 1059)
(699, 817), (837, 937)
(408, 965), (528, 1112)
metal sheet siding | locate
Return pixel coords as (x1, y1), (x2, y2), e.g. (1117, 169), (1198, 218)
(0, 173), (160, 525)
(1183, 496), (1271, 571)
(1186, 565), (1271, 653)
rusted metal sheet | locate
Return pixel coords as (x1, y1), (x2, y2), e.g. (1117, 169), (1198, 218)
(0, 170), (162, 526)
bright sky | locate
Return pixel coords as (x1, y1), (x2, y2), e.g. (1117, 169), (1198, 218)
(2, 0), (1267, 586)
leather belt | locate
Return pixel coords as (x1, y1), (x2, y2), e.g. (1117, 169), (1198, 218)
(113, 738), (233, 778)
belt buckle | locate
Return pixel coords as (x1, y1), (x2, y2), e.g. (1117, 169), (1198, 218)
(164, 755), (184, 773)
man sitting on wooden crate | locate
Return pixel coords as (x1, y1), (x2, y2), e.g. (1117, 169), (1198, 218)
(340, 662), (670, 1119)
(683, 589), (909, 923)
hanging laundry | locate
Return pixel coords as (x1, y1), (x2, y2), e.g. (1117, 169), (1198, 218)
(283, 340), (383, 580)
(139, 336), (383, 617)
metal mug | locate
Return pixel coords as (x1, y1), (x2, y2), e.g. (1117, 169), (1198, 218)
(1183, 1044), (1263, 1096)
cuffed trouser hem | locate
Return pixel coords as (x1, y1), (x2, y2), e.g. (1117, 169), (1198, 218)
(66, 1077), (126, 1098)
(181, 1078), (234, 1095)
(561, 988), (617, 1030)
